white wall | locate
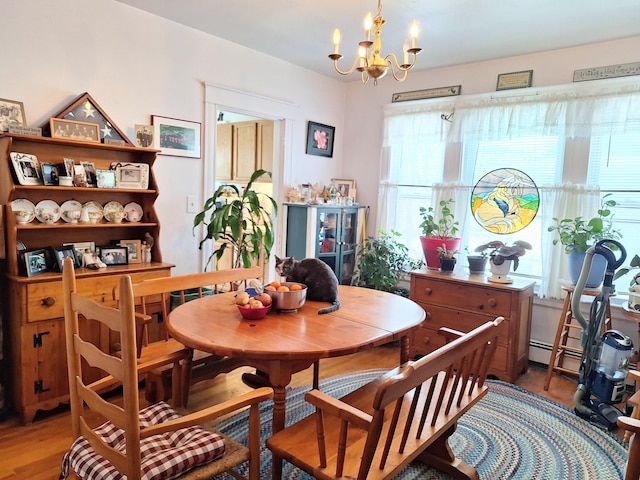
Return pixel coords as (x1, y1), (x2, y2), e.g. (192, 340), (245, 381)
(2, 0), (347, 275)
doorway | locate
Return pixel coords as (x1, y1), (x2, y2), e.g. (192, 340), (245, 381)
(203, 82), (299, 277)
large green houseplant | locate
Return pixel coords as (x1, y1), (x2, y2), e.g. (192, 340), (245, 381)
(194, 169), (278, 270)
(352, 230), (423, 297)
(547, 194), (621, 286)
(418, 198), (460, 270)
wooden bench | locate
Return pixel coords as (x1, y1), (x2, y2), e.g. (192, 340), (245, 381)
(114, 266), (263, 406)
(266, 317), (504, 480)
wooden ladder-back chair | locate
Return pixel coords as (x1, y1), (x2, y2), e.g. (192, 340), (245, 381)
(120, 266), (263, 407)
(61, 257), (272, 480)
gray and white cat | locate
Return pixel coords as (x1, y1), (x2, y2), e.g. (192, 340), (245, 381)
(275, 256), (341, 314)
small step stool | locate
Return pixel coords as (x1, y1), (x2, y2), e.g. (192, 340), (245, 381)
(544, 284), (612, 391)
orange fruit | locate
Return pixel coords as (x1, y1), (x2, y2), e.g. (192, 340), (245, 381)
(277, 285), (290, 292)
(265, 285), (276, 291)
(270, 280), (281, 289)
(290, 284), (302, 291)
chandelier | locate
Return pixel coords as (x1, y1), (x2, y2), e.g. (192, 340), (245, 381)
(328, 0), (421, 85)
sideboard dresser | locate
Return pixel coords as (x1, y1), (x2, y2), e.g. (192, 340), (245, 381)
(409, 269), (535, 383)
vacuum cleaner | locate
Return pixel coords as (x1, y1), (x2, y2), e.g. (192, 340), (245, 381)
(572, 239), (633, 430)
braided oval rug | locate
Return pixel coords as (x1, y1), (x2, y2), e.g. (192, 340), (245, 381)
(215, 369), (628, 479)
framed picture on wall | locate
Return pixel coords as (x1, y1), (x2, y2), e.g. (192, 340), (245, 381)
(306, 121), (335, 157)
(152, 115), (201, 158)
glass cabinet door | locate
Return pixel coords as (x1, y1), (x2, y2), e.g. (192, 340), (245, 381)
(317, 210), (338, 254)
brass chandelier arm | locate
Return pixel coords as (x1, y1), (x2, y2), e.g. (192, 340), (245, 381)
(329, 54), (365, 76)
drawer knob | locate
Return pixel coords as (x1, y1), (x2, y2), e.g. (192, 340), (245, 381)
(42, 296), (56, 307)
(488, 298), (497, 307)
(423, 288), (432, 296)
(425, 311), (432, 321)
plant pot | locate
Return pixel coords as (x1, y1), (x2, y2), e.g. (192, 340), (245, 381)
(467, 255), (488, 275)
(420, 236), (461, 270)
(567, 250), (607, 288)
(488, 259), (513, 284)
(439, 257), (456, 273)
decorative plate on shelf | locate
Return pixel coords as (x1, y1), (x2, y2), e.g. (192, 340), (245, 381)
(83, 201), (104, 219)
(35, 200), (61, 224)
(60, 200), (83, 223)
(103, 201), (125, 223)
(10, 198), (36, 224)
(124, 202), (143, 222)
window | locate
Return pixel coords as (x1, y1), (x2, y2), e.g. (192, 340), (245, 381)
(381, 81), (640, 299)
(463, 136), (563, 278)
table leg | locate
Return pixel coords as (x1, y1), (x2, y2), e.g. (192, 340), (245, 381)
(400, 335), (410, 364)
(267, 369), (293, 480)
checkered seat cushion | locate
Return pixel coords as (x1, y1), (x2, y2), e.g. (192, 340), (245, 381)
(60, 401), (226, 480)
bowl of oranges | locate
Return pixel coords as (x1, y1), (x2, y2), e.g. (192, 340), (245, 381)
(264, 281), (307, 312)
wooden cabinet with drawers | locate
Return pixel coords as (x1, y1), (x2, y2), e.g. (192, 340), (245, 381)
(0, 133), (174, 422)
(409, 269), (535, 383)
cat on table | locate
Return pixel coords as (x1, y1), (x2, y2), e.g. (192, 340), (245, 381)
(275, 256), (341, 314)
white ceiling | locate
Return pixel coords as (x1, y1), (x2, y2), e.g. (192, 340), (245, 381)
(116, 0), (640, 81)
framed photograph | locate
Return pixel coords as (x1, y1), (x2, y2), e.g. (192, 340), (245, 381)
(73, 164), (88, 187)
(53, 245), (81, 271)
(98, 246), (128, 266)
(96, 169), (117, 188)
(64, 241), (96, 260)
(134, 124), (154, 148)
(81, 161), (97, 186)
(119, 239), (141, 264)
(0, 98), (26, 132)
(496, 70), (533, 91)
(50, 118), (101, 143)
(152, 115), (201, 158)
(23, 249), (49, 277)
(10, 152), (42, 185)
(63, 157), (75, 176)
(306, 121), (335, 158)
(111, 162), (149, 189)
(331, 178), (355, 199)
(40, 163), (59, 186)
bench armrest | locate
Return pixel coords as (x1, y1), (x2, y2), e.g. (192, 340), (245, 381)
(305, 389), (373, 430)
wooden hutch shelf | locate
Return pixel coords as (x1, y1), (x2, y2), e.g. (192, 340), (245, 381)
(0, 133), (174, 423)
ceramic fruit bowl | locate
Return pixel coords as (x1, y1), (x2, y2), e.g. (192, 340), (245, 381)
(237, 304), (270, 320)
(264, 282), (307, 312)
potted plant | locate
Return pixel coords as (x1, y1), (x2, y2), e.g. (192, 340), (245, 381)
(547, 194), (621, 287)
(419, 198), (460, 270)
(437, 243), (458, 273)
(465, 246), (488, 275)
(193, 169), (278, 273)
(614, 254), (640, 311)
(352, 229), (424, 297)
(474, 240), (532, 283)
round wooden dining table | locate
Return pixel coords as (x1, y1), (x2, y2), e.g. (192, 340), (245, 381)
(167, 285), (425, 434)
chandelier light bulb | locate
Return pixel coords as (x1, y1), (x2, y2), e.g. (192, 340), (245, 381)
(410, 20), (419, 48)
(333, 29), (341, 55)
(364, 13), (373, 41)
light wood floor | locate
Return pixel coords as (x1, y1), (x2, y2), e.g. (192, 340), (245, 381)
(0, 342), (597, 479)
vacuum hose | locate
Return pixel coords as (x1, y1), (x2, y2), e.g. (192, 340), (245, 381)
(573, 384), (592, 416)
